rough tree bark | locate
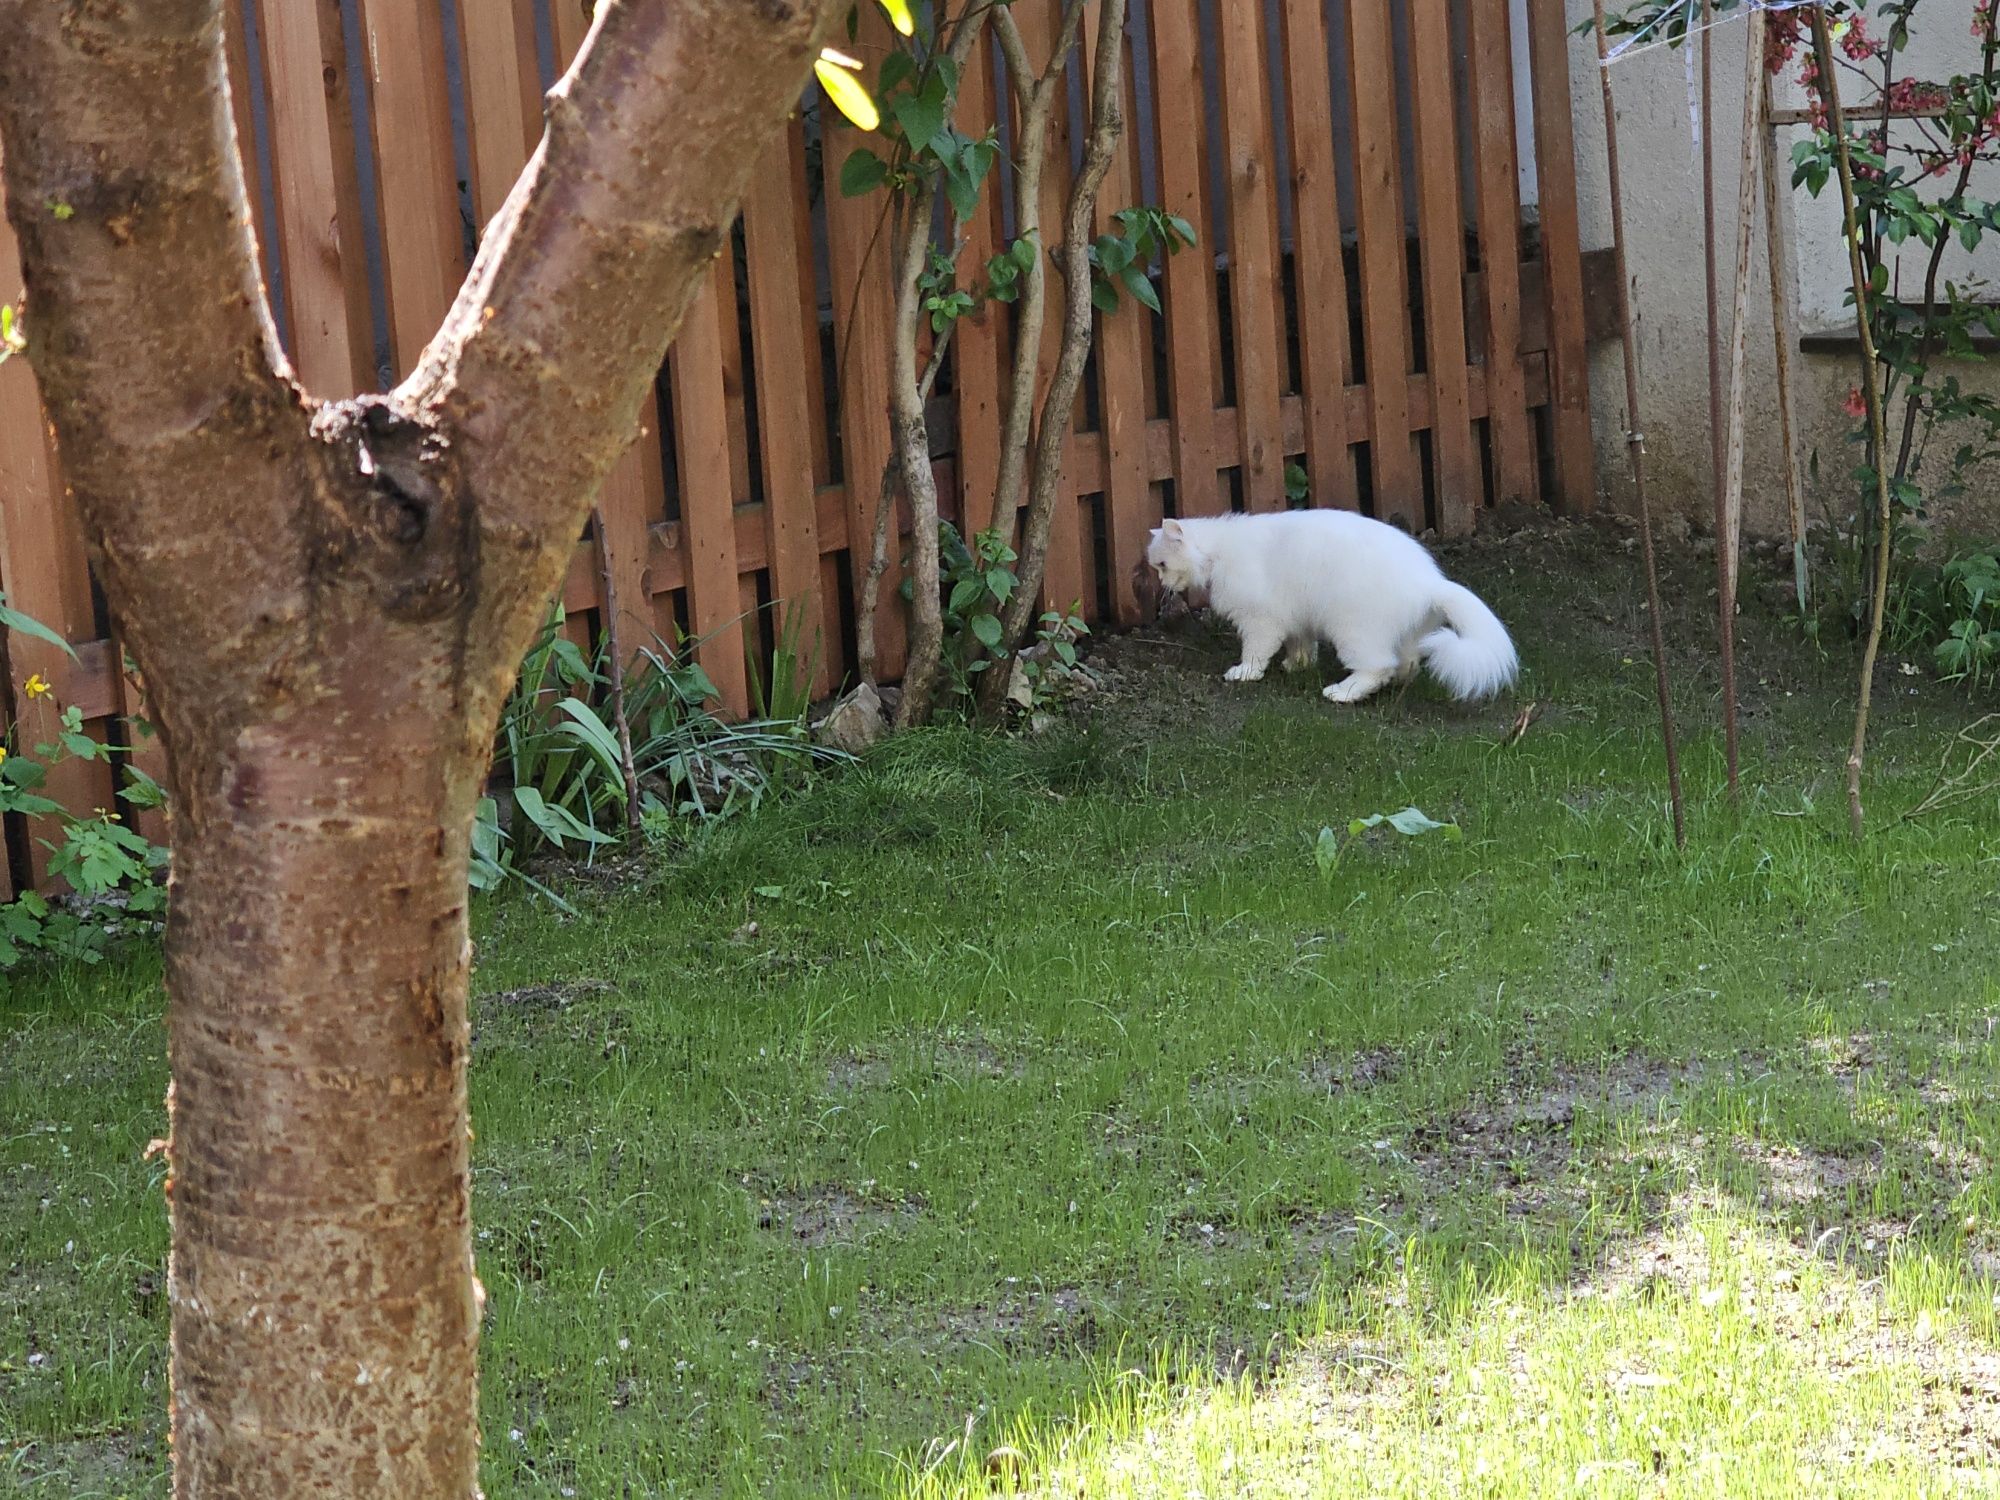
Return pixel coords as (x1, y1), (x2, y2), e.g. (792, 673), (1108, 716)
(0, 0), (840, 1493)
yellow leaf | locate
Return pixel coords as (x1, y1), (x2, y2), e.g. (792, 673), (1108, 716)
(815, 51), (880, 132)
(877, 0), (915, 36)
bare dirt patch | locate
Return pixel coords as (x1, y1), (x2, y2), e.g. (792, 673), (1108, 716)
(755, 1186), (924, 1247)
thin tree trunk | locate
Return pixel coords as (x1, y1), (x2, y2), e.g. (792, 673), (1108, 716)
(1757, 68), (1809, 612)
(1698, 0), (1740, 803)
(980, 0), (1122, 711)
(1589, 0), (1684, 850)
(890, 177), (947, 727)
(1808, 10), (1893, 839)
(987, 0), (1083, 541)
(0, 0), (843, 1491)
(860, 319), (957, 696)
(1718, 11), (1764, 651)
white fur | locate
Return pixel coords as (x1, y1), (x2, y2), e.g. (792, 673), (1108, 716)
(1144, 510), (1519, 705)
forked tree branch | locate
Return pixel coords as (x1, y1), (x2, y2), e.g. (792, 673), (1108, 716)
(0, 0), (305, 716)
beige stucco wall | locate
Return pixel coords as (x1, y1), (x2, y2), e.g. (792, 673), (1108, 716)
(1558, 1), (2000, 540)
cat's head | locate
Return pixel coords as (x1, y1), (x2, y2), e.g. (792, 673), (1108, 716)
(1145, 518), (1208, 598)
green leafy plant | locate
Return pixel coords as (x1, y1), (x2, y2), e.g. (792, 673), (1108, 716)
(1284, 462), (1310, 505)
(1085, 207), (1195, 314)
(1349, 806), (1462, 840)
(905, 520), (1016, 699)
(1, 595), (168, 968)
(475, 603), (848, 907)
(1928, 547), (2000, 685)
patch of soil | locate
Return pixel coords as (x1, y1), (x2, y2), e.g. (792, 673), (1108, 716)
(755, 1186), (924, 1248)
(823, 1035), (1029, 1093)
(928, 1281), (1099, 1359)
(480, 978), (614, 1013)
(823, 1051), (892, 1091)
(1737, 1139), (1879, 1206)
(1300, 1046), (1401, 1096)
(1406, 1054), (1704, 1220)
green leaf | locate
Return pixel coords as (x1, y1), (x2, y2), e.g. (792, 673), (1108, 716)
(970, 612), (1004, 650)
(1119, 264), (1161, 314)
(120, 766), (167, 810)
(891, 82), (946, 157)
(1091, 279), (1120, 313)
(1008, 234), (1037, 272)
(0, 595), (78, 660)
(1960, 218), (1984, 253)
(513, 786), (614, 849)
(840, 146), (889, 197)
(948, 576), (987, 615)
(877, 49), (918, 98)
(1348, 806), (1461, 839)
(1314, 826), (1341, 880)
(985, 567), (1016, 604)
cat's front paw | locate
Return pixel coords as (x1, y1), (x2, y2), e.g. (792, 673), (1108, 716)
(1224, 664), (1265, 683)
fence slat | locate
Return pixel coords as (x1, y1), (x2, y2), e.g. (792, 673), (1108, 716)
(1524, 0), (1594, 512)
(1146, 0), (1221, 516)
(1467, 0), (1535, 508)
(672, 269), (750, 713)
(1344, 0), (1418, 526)
(223, 3), (279, 292)
(357, 0), (468, 375)
(457, 0), (543, 227)
(1278, 0), (1356, 510)
(954, 28), (1006, 542)
(1406, 0), (1478, 532)
(823, 14), (905, 679)
(257, 0), (373, 396)
(1214, 0), (1286, 513)
(1089, 7), (1155, 620)
(743, 128), (834, 695)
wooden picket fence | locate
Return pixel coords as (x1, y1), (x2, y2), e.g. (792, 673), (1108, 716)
(0, 0), (1592, 897)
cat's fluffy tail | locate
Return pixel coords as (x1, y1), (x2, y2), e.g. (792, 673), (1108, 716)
(1419, 581), (1519, 702)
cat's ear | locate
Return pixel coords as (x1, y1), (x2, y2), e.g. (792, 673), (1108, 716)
(1161, 518), (1184, 541)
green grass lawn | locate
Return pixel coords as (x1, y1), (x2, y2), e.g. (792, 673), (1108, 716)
(5, 522), (1999, 1496)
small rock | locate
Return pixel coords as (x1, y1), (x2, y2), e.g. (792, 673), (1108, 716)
(812, 683), (886, 755)
(1005, 660), (1035, 709)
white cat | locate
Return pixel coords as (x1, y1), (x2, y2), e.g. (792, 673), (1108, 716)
(1144, 510), (1518, 704)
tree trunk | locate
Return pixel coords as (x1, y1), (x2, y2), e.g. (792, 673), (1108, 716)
(0, 0), (843, 1491)
(890, 179), (946, 727)
(166, 728), (483, 1493)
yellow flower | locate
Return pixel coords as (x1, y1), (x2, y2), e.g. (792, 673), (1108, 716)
(816, 48), (879, 131)
(0, 747), (8, 769)
(877, 0), (914, 36)
(23, 672), (50, 699)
